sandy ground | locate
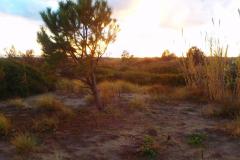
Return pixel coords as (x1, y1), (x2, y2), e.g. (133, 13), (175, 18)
(0, 93), (240, 160)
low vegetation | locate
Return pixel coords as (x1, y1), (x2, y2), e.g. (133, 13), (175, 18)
(35, 95), (74, 117)
(7, 98), (26, 108)
(0, 59), (52, 99)
(139, 135), (158, 160)
(187, 132), (207, 147)
(32, 116), (59, 133)
(0, 114), (11, 136)
(11, 133), (39, 154)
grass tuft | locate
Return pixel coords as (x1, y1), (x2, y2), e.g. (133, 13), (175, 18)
(35, 95), (74, 118)
(0, 114), (11, 136)
(7, 98), (26, 108)
(33, 116), (59, 133)
(11, 133), (39, 154)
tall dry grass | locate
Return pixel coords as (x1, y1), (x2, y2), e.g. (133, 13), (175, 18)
(182, 37), (240, 103)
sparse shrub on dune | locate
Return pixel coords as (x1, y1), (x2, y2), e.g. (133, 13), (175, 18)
(33, 116), (59, 133)
(56, 78), (88, 95)
(84, 94), (95, 106)
(98, 80), (142, 106)
(7, 98), (26, 108)
(223, 117), (240, 137)
(11, 133), (39, 154)
(0, 114), (11, 136)
(35, 95), (74, 118)
(139, 135), (159, 159)
(128, 95), (149, 111)
(202, 101), (240, 120)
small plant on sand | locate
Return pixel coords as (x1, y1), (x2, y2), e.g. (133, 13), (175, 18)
(0, 114), (11, 136)
(84, 94), (95, 105)
(33, 116), (59, 133)
(139, 135), (158, 160)
(7, 98), (26, 108)
(129, 95), (148, 111)
(11, 133), (39, 154)
(98, 80), (141, 106)
(187, 132), (206, 147)
(35, 95), (74, 117)
(203, 102), (240, 119)
(223, 117), (240, 137)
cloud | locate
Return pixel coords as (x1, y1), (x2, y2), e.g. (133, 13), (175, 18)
(158, 0), (234, 29)
(0, 13), (41, 54)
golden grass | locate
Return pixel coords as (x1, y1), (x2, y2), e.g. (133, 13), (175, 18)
(98, 80), (143, 106)
(11, 133), (38, 154)
(223, 118), (240, 137)
(56, 78), (88, 95)
(0, 114), (11, 136)
(83, 94), (95, 105)
(7, 98), (26, 108)
(35, 95), (74, 118)
(128, 95), (149, 111)
(33, 116), (59, 133)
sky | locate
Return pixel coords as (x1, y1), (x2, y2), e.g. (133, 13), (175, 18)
(0, 0), (240, 57)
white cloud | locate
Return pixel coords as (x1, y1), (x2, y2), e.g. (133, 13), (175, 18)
(0, 13), (42, 55)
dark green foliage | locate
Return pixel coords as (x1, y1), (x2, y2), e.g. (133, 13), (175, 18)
(187, 132), (207, 147)
(96, 67), (185, 86)
(0, 59), (51, 99)
(140, 136), (158, 160)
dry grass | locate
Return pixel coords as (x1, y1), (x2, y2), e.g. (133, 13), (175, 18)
(202, 102), (240, 119)
(223, 118), (240, 137)
(34, 95), (74, 118)
(128, 95), (149, 111)
(33, 116), (59, 133)
(7, 98), (26, 108)
(56, 78), (88, 95)
(98, 80), (142, 106)
(0, 114), (11, 136)
(11, 133), (39, 154)
(83, 94), (95, 105)
(181, 37), (237, 103)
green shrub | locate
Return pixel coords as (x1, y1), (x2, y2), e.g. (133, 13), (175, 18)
(140, 135), (158, 160)
(96, 66), (185, 86)
(187, 132), (206, 147)
(0, 59), (51, 99)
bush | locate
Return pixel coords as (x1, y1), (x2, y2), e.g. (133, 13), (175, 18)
(139, 135), (158, 160)
(0, 59), (51, 99)
(0, 114), (11, 136)
(187, 132), (207, 147)
(11, 133), (39, 154)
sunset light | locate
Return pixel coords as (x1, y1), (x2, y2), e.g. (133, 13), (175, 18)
(0, 0), (240, 57)
(2, 1), (240, 159)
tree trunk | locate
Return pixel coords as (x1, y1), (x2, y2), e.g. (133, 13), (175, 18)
(91, 72), (104, 111)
